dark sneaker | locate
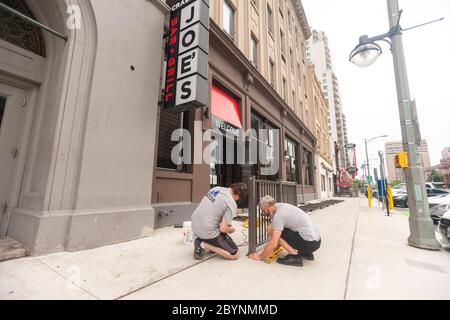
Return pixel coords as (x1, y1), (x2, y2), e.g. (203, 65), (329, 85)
(300, 253), (315, 261)
(194, 238), (205, 260)
(277, 254), (303, 267)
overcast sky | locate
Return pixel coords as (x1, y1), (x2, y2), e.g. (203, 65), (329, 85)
(302, 0), (450, 176)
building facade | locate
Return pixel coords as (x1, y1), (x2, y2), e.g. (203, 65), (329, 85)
(0, 0), (326, 255)
(306, 30), (349, 193)
(385, 140), (432, 182)
(0, 0), (169, 255)
(153, 0), (319, 228)
(306, 64), (333, 199)
(442, 147), (450, 161)
(426, 148), (450, 187)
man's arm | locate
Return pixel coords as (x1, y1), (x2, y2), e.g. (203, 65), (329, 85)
(219, 217), (236, 234)
(249, 229), (282, 260)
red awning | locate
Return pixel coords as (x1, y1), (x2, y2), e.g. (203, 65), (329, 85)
(211, 86), (242, 129)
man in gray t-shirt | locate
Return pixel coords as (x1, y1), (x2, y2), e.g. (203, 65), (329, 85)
(249, 196), (321, 267)
(191, 183), (248, 260)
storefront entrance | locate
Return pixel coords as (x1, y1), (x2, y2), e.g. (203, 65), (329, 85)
(210, 138), (243, 188)
(0, 83), (28, 237)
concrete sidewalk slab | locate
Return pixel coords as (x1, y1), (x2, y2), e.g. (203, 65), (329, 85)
(122, 199), (360, 300)
(0, 257), (95, 300)
(346, 203), (450, 300)
(2, 197), (448, 300)
(0, 220), (247, 300)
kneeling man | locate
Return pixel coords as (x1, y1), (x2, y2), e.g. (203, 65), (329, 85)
(191, 183), (248, 260)
(249, 196), (321, 267)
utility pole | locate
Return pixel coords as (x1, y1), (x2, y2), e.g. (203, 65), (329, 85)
(379, 151), (390, 216)
(387, 0), (440, 249)
(365, 139), (371, 184)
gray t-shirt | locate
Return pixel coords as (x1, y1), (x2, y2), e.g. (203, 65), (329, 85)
(271, 203), (321, 242)
(191, 187), (237, 240)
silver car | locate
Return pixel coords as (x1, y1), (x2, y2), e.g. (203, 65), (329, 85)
(438, 210), (450, 248)
(428, 194), (450, 224)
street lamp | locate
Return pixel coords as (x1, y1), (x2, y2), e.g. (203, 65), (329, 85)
(364, 135), (388, 184)
(350, 0), (443, 250)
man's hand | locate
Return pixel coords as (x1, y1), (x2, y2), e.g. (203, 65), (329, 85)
(249, 253), (261, 261)
(228, 226), (236, 234)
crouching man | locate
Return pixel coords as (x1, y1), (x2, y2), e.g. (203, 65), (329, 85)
(191, 183), (248, 261)
(249, 196), (321, 267)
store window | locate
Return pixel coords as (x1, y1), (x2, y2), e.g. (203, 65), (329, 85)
(285, 137), (298, 183)
(156, 110), (191, 172)
(251, 112), (279, 181)
(303, 148), (314, 186)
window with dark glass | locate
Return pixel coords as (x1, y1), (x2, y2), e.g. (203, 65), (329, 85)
(285, 137), (298, 183)
(223, 0), (235, 39)
(303, 148), (314, 186)
(157, 110), (191, 172)
(250, 34), (258, 68)
(251, 112), (279, 181)
(0, 0), (46, 57)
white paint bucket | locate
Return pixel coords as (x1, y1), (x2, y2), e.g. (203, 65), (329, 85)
(183, 221), (194, 244)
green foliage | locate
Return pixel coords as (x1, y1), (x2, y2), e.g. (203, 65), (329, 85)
(352, 179), (365, 189)
(428, 169), (443, 183)
(391, 180), (404, 187)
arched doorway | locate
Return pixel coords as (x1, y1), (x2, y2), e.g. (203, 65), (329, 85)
(0, 0), (48, 239)
(0, 0), (98, 256)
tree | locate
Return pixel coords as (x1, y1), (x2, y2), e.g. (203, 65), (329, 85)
(391, 180), (404, 187)
(353, 179), (365, 190)
(428, 169), (443, 183)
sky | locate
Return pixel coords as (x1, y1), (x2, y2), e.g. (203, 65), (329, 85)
(302, 0), (450, 177)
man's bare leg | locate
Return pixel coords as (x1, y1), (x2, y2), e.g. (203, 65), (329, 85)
(202, 242), (239, 260)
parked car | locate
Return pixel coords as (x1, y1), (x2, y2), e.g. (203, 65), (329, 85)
(438, 210), (450, 248)
(393, 188), (450, 208)
(428, 194), (450, 224)
(392, 186), (407, 197)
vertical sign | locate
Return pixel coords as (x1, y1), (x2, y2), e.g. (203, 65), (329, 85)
(164, 0), (209, 113)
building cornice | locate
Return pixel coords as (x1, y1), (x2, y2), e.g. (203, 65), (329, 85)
(209, 19), (316, 144)
(292, 0), (312, 39)
(149, 0), (171, 13)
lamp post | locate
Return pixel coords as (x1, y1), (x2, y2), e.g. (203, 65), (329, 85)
(364, 135), (388, 184)
(350, 0), (443, 250)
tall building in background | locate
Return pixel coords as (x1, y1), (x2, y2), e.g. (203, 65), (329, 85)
(442, 147), (450, 160)
(306, 30), (349, 193)
(385, 140), (431, 182)
(306, 64), (334, 199)
(440, 147), (450, 187)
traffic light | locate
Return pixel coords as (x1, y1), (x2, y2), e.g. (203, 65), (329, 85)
(395, 151), (409, 168)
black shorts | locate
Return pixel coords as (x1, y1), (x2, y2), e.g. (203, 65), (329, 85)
(281, 228), (321, 255)
(200, 233), (239, 256)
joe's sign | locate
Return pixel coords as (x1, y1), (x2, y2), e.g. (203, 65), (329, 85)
(164, 0), (209, 113)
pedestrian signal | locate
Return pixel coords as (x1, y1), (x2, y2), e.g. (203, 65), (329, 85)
(395, 152), (408, 168)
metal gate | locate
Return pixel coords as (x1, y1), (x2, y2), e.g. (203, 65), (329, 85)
(247, 177), (297, 254)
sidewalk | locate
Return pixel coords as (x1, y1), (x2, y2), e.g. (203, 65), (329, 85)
(0, 198), (449, 300)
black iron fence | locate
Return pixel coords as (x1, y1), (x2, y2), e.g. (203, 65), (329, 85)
(247, 177), (297, 254)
